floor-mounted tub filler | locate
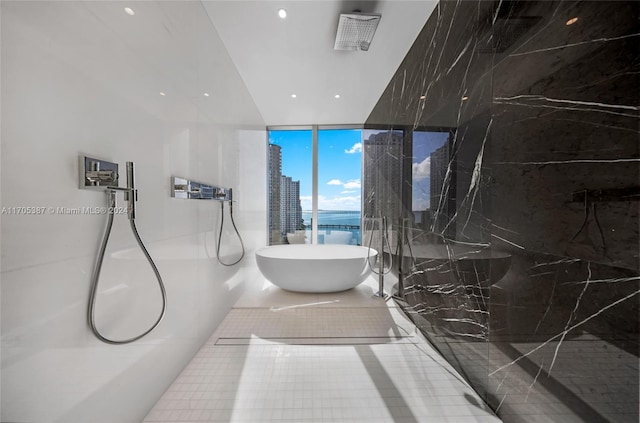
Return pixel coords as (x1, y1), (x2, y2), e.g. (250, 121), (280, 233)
(255, 244), (377, 293)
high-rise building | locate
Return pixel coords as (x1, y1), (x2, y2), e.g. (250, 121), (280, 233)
(363, 131), (404, 222)
(268, 143), (304, 243)
(280, 175), (302, 237)
(268, 144), (282, 244)
(280, 175), (302, 238)
(268, 143), (304, 244)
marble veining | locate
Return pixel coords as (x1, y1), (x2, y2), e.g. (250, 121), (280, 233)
(509, 32), (640, 56)
(366, 0), (638, 421)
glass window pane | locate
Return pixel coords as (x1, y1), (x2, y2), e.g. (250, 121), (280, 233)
(362, 129), (405, 252)
(268, 129), (312, 245)
(412, 130), (452, 232)
(317, 129), (362, 245)
(362, 129), (405, 223)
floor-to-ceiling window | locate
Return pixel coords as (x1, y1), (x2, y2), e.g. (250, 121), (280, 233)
(268, 127), (363, 245)
(268, 129), (312, 245)
(317, 128), (362, 245)
(267, 126), (454, 247)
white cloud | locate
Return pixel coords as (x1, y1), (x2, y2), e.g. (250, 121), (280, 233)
(298, 194), (362, 211)
(341, 190), (357, 194)
(344, 142), (362, 154)
(299, 195), (313, 211)
(343, 179), (361, 189)
(318, 195), (361, 211)
(326, 178), (361, 190)
(412, 156), (431, 180)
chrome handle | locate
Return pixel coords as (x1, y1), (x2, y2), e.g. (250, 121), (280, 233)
(79, 156), (119, 189)
(86, 170), (117, 184)
(171, 176), (232, 201)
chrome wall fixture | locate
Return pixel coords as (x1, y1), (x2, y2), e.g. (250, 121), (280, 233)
(80, 155), (167, 344)
(171, 176), (232, 201)
(79, 156), (120, 189)
(171, 176), (245, 266)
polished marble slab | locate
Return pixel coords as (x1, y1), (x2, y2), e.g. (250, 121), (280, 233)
(366, 0), (639, 421)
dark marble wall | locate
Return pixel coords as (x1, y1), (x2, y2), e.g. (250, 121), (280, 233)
(366, 1), (639, 421)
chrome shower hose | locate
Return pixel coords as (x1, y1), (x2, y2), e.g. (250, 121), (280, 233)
(216, 201), (245, 266)
(88, 195), (167, 344)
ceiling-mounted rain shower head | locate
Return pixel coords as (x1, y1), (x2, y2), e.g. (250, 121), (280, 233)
(334, 12), (381, 51)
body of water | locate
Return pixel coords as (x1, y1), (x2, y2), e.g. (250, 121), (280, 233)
(301, 210), (361, 245)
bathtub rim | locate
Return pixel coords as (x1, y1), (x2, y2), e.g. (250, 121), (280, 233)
(255, 244), (378, 293)
(255, 244), (378, 260)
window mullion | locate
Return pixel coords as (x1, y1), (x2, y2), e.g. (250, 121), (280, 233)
(311, 125), (318, 244)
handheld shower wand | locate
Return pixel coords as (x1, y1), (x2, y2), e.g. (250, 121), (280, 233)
(216, 189), (245, 266)
(126, 161), (137, 219)
(87, 160), (167, 345)
(169, 176), (244, 266)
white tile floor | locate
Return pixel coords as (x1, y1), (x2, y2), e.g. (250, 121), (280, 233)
(143, 277), (501, 422)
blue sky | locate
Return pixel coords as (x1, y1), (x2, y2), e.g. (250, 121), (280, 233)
(269, 129), (362, 211)
(269, 129), (449, 212)
(412, 131), (450, 211)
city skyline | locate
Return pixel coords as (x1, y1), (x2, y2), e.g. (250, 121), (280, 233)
(269, 129), (450, 215)
(269, 129), (362, 211)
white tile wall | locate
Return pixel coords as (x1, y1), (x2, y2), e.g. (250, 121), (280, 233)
(0, 2), (266, 422)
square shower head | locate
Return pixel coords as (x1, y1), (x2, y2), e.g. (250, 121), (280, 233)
(334, 13), (382, 51)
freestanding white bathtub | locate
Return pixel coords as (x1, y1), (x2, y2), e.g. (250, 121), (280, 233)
(255, 245), (377, 293)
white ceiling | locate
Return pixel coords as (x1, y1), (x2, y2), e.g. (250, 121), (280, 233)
(202, 1), (437, 126)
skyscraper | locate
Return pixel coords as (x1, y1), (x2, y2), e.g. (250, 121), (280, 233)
(363, 130), (404, 222)
(268, 143), (304, 244)
(280, 175), (302, 238)
(268, 144), (282, 244)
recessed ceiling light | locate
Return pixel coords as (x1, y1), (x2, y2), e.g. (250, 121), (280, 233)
(462, 96), (469, 101)
(204, 93), (210, 97)
(291, 94), (297, 98)
(278, 9), (287, 19)
(334, 94), (340, 99)
(419, 95), (426, 100)
(124, 7), (135, 16)
(159, 92), (166, 96)
(565, 17), (578, 26)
